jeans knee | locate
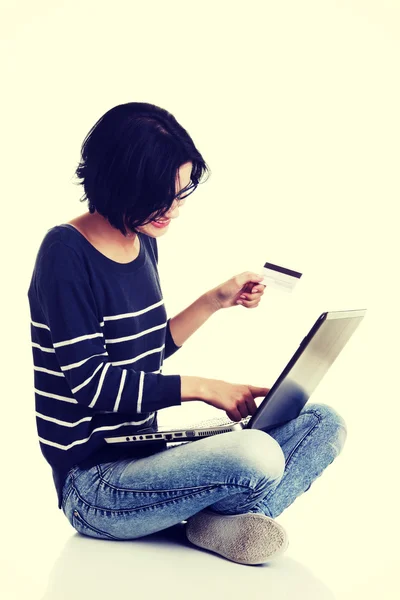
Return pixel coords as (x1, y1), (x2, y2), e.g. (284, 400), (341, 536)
(238, 429), (285, 482)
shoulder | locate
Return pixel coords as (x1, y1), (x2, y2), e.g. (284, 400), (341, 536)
(40, 224), (81, 251)
(35, 226), (86, 279)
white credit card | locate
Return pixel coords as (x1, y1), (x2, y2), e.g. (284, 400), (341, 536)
(260, 262), (302, 293)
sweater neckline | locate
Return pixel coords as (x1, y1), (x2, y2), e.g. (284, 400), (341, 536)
(58, 224), (146, 273)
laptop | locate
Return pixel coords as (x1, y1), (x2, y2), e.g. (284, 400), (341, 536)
(104, 309), (366, 447)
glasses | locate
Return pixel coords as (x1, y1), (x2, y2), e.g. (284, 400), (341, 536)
(156, 183), (198, 219)
(172, 196), (186, 207)
(175, 182), (197, 201)
(168, 183), (198, 209)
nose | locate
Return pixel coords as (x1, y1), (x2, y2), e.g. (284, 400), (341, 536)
(164, 198), (181, 219)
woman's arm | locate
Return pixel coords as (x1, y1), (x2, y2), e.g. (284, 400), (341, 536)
(168, 291), (220, 348)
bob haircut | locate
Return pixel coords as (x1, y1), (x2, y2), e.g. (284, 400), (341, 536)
(74, 102), (211, 236)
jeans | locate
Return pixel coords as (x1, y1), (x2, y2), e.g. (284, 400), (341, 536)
(61, 403), (347, 541)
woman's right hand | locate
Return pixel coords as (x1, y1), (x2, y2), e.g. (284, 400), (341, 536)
(199, 377), (270, 422)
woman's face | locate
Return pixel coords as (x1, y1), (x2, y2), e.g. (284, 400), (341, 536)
(134, 162), (193, 238)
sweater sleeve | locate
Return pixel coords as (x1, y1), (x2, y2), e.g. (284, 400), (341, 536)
(164, 318), (182, 359)
(36, 242), (181, 414)
(149, 236), (182, 360)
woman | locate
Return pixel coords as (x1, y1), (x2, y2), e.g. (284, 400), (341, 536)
(27, 102), (347, 566)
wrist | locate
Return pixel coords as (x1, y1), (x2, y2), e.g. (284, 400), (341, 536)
(203, 290), (221, 314)
(181, 376), (208, 401)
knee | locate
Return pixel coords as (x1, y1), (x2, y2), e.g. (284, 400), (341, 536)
(306, 403), (347, 456)
(236, 429), (286, 482)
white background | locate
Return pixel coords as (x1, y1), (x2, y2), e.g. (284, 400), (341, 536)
(1, 1), (399, 598)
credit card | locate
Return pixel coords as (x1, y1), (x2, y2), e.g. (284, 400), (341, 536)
(260, 262), (302, 293)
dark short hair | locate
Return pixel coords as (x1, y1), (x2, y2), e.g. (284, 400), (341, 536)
(74, 102), (211, 236)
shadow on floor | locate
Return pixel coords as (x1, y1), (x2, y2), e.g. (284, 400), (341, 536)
(41, 523), (335, 600)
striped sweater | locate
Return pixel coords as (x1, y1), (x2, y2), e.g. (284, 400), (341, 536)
(27, 224), (182, 508)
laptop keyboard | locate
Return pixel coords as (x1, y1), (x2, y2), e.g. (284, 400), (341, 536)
(166, 415), (251, 430)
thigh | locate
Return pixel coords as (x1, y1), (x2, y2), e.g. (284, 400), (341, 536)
(63, 428), (285, 540)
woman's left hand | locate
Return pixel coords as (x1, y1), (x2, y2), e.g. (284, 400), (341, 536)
(208, 271), (266, 310)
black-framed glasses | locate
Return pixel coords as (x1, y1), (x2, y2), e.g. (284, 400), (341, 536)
(157, 182), (198, 218)
(174, 182), (198, 202)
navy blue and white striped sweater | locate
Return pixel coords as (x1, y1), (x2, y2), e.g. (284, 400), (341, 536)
(27, 224), (182, 508)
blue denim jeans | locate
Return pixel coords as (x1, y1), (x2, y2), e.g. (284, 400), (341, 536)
(61, 403), (347, 540)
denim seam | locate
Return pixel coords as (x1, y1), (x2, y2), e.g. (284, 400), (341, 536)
(262, 413), (322, 510)
(285, 411), (322, 465)
(61, 484), (75, 512)
(61, 467), (80, 511)
(95, 466), (232, 494)
(72, 510), (120, 540)
(70, 480), (224, 514)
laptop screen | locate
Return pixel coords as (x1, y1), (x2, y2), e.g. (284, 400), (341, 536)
(250, 309), (366, 430)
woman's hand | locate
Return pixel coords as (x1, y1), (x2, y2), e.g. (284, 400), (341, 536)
(199, 377), (270, 422)
(208, 271), (266, 311)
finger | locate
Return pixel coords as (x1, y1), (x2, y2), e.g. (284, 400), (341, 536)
(229, 407), (243, 422)
(240, 283), (253, 296)
(240, 288), (264, 300)
(238, 298), (260, 308)
(245, 395), (258, 416)
(237, 402), (249, 419)
(249, 386), (270, 397)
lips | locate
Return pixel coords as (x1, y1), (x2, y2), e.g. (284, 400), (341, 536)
(151, 218), (171, 228)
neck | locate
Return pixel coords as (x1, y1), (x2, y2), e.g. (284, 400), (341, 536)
(85, 211), (136, 246)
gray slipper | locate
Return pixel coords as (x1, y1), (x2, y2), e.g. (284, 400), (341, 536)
(185, 509), (289, 565)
